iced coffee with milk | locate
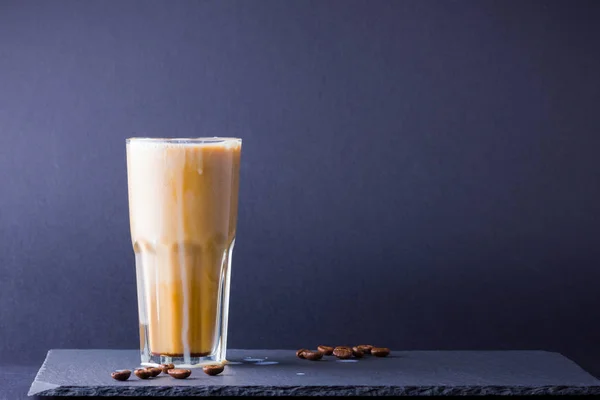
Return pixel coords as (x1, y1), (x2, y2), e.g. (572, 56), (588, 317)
(126, 137), (241, 367)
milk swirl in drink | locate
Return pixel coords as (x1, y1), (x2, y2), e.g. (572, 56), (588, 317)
(126, 138), (241, 367)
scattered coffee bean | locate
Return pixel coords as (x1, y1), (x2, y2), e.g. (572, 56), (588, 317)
(159, 363), (175, 374)
(168, 368), (192, 379)
(352, 346), (364, 358)
(145, 367), (162, 377)
(296, 343), (385, 361)
(134, 369), (152, 379)
(333, 347), (353, 359)
(317, 345), (334, 355)
(111, 369), (131, 381)
(371, 347), (391, 357)
(202, 364), (225, 376)
(356, 345), (373, 354)
(296, 349), (308, 359)
(303, 350), (324, 361)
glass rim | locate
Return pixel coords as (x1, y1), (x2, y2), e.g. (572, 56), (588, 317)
(126, 137), (242, 144)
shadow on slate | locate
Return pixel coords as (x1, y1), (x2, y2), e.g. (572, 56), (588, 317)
(27, 349), (600, 396)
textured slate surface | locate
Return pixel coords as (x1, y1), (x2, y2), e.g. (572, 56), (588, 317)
(29, 349), (600, 396)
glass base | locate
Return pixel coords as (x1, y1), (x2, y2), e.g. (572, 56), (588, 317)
(141, 353), (225, 368)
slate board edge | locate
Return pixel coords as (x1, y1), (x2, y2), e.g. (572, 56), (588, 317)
(30, 385), (600, 397)
(28, 349), (59, 396)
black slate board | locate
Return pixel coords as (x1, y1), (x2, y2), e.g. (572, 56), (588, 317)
(28, 349), (600, 396)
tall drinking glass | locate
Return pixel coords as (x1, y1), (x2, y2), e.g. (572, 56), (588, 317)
(126, 137), (242, 367)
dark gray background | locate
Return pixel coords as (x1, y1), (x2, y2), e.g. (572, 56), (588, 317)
(1, 0), (599, 375)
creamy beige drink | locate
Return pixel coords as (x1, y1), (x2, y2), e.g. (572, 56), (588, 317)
(126, 138), (241, 366)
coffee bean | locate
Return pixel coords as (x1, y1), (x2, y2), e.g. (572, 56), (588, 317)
(352, 346), (364, 358)
(303, 350), (324, 361)
(111, 370), (131, 381)
(371, 347), (391, 357)
(333, 347), (353, 359)
(356, 345), (373, 354)
(145, 367), (162, 377)
(167, 368), (192, 379)
(317, 345), (334, 355)
(202, 364), (225, 376)
(296, 349), (308, 359)
(134, 369), (152, 379)
(159, 363), (175, 374)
